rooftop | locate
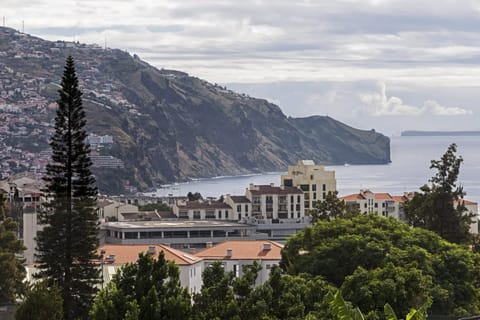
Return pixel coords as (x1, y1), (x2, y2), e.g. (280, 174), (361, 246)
(249, 184), (303, 195)
(179, 200), (232, 210)
(195, 240), (284, 260)
(229, 196), (251, 203)
(97, 244), (202, 265)
(103, 220), (254, 229)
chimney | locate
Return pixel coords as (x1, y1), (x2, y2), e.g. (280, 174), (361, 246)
(206, 242), (213, 248)
(263, 243), (271, 251)
(108, 254), (116, 262)
(226, 248), (233, 258)
(148, 246), (156, 255)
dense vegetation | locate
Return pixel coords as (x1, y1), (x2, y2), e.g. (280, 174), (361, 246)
(281, 215), (480, 318)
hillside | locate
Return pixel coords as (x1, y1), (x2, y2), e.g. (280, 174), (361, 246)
(0, 27), (390, 194)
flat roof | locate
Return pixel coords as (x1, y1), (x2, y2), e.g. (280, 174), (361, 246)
(103, 220), (254, 229)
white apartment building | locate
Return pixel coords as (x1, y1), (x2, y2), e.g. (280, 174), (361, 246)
(245, 184), (305, 221)
(225, 195), (251, 221)
(341, 190), (406, 220)
(195, 240), (283, 286)
(173, 200), (234, 220)
(341, 189), (478, 234)
(281, 160), (336, 211)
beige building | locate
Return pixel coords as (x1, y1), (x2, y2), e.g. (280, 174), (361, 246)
(281, 160), (336, 211)
(225, 195), (251, 221)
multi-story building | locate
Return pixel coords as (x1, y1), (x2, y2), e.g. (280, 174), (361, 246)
(225, 195), (251, 221)
(281, 160), (336, 211)
(173, 200), (234, 221)
(96, 244), (203, 294)
(195, 240), (283, 286)
(341, 189), (478, 234)
(341, 190), (404, 220)
(245, 184), (305, 221)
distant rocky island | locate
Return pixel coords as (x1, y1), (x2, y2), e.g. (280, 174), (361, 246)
(0, 26), (391, 194)
(402, 130), (480, 137)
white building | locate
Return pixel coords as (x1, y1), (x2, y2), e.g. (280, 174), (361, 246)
(96, 244), (203, 294)
(195, 240), (283, 286)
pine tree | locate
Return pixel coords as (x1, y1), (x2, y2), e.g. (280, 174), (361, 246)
(36, 56), (99, 320)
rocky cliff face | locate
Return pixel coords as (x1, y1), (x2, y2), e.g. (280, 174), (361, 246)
(0, 27), (390, 194)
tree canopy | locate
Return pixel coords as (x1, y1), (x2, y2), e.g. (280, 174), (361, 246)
(404, 143), (475, 244)
(309, 191), (360, 222)
(90, 252), (192, 320)
(281, 215), (480, 318)
(35, 56), (99, 320)
(0, 193), (25, 304)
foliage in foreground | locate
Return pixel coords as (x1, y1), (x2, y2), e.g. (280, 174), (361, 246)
(15, 281), (63, 320)
(281, 215), (480, 318)
(0, 193), (25, 304)
(89, 252), (192, 320)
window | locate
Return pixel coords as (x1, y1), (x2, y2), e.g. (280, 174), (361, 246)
(290, 195), (294, 202)
(266, 196), (273, 203)
(193, 210), (201, 219)
(382, 203), (385, 208)
(364, 203), (367, 208)
(253, 196), (260, 204)
(312, 184), (317, 191)
(322, 184), (326, 191)
(206, 210), (215, 219)
(297, 195), (301, 202)
(300, 184), (309, 191)
(225, 210), (229, 219)
(237, 204), (241, 212)
(323, 192), (326, 199)
(179, 211), (189, 219)
(290, 204), (294, 211)
(245, 204), (249, 212)
(284, 179), (293, 187)
(219, 210), (222, 219)
(124, 232), (137, 239)
(374, 203), (378, 208)
(313, 192), (317, 200)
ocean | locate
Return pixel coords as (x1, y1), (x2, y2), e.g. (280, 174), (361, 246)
(153, 136), (480, 204)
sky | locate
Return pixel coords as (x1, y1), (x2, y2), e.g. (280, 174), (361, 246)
(3, 0), (480, 135)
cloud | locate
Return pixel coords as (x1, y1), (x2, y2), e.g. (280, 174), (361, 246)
(360, 82), (472, 116)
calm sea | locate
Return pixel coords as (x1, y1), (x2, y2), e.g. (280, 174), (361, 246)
(153, 136), (480, 204)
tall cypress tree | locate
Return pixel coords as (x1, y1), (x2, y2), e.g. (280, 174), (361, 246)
(36, 56), (99, 320)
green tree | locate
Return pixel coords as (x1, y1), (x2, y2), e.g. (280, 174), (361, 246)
(187, 192), (203, 201)
(281, 215), (480, 318)
(0, 193), (25, 304)
(310, 191), (360, 222)
(193, 261), (240, 320)
(404, 143), (474, 244)
(90, 252), (192, 320)
(15, 281), (63, 320)
(35, 56), (99, 320)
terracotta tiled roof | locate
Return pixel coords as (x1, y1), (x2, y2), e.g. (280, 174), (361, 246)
(454, 199), (478, 205)
(229, 196), (251, 203)
(179, 201), (232, 210)
(392, 196), (407, 203)
(97, 244), (202, 265)
(341, 194), (365, 201)
(195, 240), (283, 260)
(249, 185), (303, 195)
(374, 193), (393, 200)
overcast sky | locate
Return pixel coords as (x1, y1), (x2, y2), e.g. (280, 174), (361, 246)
(4, 0), (480, 135)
